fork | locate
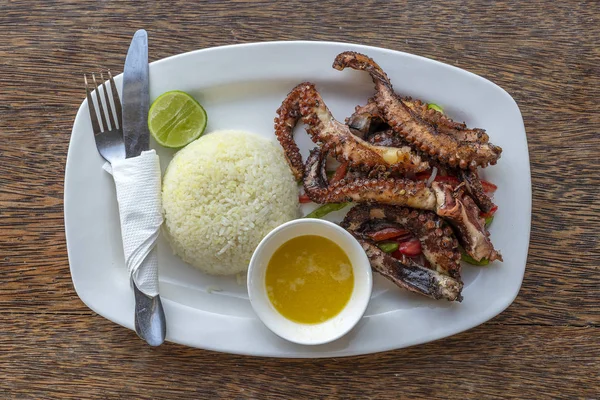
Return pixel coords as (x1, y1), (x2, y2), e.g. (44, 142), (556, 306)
(84, 72), (166, 346)
(84, 71), (126, 163)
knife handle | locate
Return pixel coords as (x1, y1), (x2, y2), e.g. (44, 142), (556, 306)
(133, 271), (167, 346)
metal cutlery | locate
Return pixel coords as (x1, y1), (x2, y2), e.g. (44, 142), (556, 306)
(84, 29), (166, 346)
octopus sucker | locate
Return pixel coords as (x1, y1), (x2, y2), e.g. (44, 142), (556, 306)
(332, 51), (502, 170)
(341, 205), (463, 301)
(274, 82), (429, 178)
(304, 147), (501, 262)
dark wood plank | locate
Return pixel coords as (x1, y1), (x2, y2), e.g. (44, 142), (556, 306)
(1, 0), (599, 398)
(1, 313), (598, 399)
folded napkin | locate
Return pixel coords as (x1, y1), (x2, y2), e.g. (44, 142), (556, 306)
(103, 150), (163, 297)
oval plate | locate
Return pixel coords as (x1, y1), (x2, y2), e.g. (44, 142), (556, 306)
(65, 41), (531, 357)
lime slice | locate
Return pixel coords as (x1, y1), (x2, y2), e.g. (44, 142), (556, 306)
(148, 90), (207, 148)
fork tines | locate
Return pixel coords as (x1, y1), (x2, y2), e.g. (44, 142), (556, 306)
(84, 71), (123, 135)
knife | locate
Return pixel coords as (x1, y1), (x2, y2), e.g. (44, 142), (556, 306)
(122, 29), (166, 346)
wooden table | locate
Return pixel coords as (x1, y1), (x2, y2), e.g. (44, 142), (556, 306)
(1, 1), (598, 398)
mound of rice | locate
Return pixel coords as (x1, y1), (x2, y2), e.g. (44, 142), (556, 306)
(162, 130), (299, 275)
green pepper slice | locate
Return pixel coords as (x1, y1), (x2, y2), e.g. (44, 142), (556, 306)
(377, 242), (399, 253)
(304, 202), (349, 219)
(428, 103), (444, 113)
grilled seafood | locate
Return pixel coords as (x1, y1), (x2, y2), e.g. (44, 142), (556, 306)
(342, 204), (463, 301)
(365, 130), (496, 213)
(274, 82), (429, 181)
(457, 170), (495, 213)
(304, 147), (436, 210)
(304, 147), (502, 262)
(333, 51), (502, 170)
(431, 182), (501, 261)
(348, 98), (489, 144)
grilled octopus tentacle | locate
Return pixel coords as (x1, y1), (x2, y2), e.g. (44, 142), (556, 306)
(402, 98), (490, 143)
(403, 97), (466, 130)
(366, 130), (495, 213)
(275, 82), (429, 178)
(304, 147), (437, 210)
(333, 51), (502, 170)
(342, 205), (463, 301)
(431, 182), (502, 262)
(458, 170), (495, 213)
(274, 85), (305, 180)
(360, 240), (462, 302)
(304, 148), (501, 262)
(348, 98), (489, 144)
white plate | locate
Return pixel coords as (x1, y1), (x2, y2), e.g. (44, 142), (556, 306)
(65, 41), (531, 357)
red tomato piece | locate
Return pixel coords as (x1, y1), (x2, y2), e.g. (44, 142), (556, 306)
(480, 204), (498, 218)
(368, 227), (411, 242)
(298, 194), (312, 203)
(481, 180), (498, 193)
(329, 162), (349, 184)
(392, 238), (422, 257)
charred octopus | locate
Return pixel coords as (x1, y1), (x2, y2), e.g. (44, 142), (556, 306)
(273, 51), (503, 301)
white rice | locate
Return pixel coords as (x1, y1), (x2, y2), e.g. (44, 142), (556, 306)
(162, 130), (299, 275)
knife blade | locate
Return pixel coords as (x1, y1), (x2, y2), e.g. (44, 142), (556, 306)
(123, 29), (150, 158)
(121, 29), (166, 346)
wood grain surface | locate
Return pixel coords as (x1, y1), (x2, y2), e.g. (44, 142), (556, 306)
(1, 0), (599, 398)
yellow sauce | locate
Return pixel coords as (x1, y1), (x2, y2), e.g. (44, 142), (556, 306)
(265, 235), (354, 324)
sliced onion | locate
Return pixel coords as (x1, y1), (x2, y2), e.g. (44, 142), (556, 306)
(426, 167), (438, 187)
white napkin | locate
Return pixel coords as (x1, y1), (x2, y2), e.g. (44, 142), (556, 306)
(103, 150), (163, 297)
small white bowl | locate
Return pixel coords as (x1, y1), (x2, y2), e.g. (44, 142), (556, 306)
(247, 218), (373, 345)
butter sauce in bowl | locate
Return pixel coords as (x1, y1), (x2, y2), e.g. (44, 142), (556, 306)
(248, 219), (372, 345)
